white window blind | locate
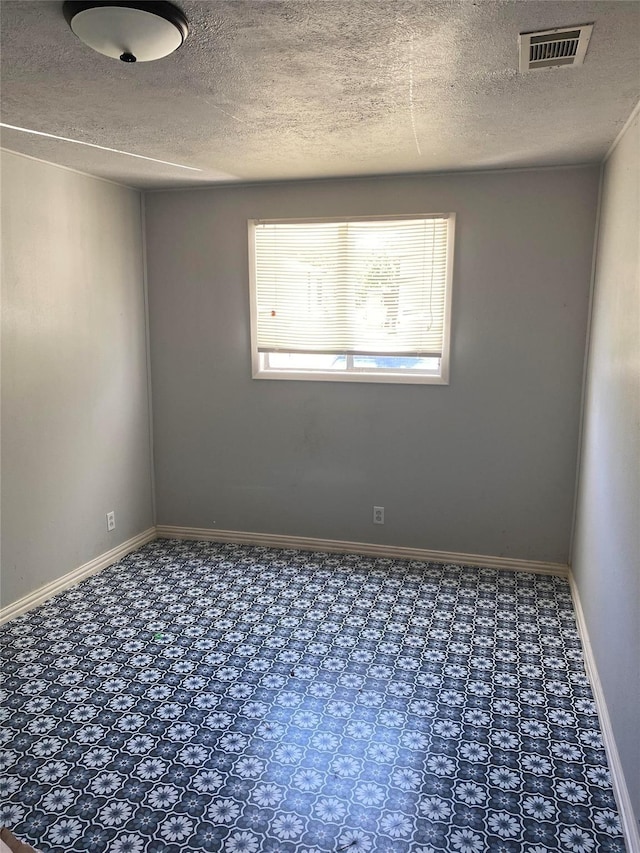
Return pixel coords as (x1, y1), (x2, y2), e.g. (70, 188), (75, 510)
(253, 216), (451, 357)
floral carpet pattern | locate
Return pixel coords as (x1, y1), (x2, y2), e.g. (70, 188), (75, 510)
(0, 539), (626, 853)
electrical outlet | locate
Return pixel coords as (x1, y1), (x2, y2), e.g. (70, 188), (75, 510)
(106, 511), (115, 532)
(373, 506), (384, 525)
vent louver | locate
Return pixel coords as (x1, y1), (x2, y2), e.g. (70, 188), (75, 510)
(519, 24), (593, 71)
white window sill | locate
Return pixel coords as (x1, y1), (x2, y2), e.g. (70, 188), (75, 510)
(252, 368), (450, 385)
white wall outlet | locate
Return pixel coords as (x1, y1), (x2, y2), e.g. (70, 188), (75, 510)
(373, 506), (384, 524)
(106, 511), (115, 532)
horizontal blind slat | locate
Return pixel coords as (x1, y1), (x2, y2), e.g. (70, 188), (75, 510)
(254, 217), (450, 355)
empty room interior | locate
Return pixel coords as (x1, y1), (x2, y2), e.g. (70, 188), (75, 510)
(1, 1), (639, 851)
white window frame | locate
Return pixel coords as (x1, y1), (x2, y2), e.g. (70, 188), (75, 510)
(248, 213), (455, 385)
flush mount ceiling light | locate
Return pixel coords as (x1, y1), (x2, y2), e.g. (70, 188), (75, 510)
(63, 1), (188, 63)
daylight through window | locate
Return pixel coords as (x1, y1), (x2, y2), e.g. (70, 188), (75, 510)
(249, 214), (455, 384)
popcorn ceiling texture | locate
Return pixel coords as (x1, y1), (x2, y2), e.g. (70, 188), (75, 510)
(0, 1), (638, 188)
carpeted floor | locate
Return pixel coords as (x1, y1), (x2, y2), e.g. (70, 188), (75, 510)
(0, 539), (626, 852)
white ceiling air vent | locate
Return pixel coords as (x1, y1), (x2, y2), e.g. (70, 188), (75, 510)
(519, 24), (593, 72)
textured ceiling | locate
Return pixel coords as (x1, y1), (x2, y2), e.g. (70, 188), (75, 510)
(1, 0), (639, 189)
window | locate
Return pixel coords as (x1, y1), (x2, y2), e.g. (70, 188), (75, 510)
(249, 214), (455, 384)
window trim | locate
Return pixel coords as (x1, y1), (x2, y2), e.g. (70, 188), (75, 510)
(248, 213), (455, 385)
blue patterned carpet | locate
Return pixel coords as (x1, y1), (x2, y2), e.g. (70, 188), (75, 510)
(0, 539), (626, 852)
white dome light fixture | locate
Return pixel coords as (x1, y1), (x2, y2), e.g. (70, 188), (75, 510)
(63, 1), (188, 63)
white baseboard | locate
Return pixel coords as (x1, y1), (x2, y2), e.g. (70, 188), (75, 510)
(0, 525), (567, 627)
(155, 525), (569, 577)
(0, 527), (156, 626)
(569, 571), (640, 853)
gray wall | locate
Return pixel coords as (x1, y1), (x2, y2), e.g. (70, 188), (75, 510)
(572, 113), (640, 821)
(1, 151), (154, 607)
(146, 166), (599, 563)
